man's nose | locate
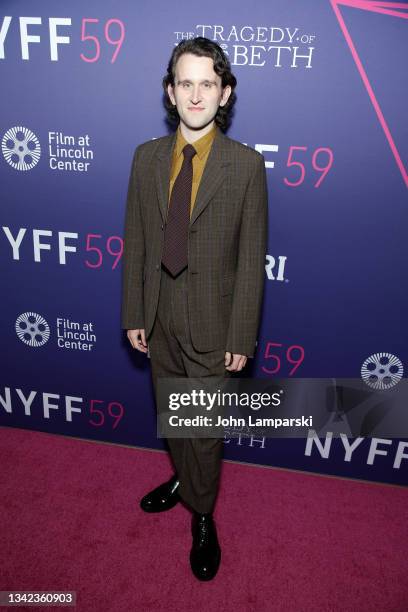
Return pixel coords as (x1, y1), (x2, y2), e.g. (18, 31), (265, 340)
(190, 85), (202, 103)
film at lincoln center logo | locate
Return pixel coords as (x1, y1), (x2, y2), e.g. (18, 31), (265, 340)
(15, 312), (50, 347)
(2, 126), (41, 171)
(361, 352), (403, 390)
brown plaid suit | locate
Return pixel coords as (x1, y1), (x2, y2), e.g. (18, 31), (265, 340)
(121, 126), (268, 512)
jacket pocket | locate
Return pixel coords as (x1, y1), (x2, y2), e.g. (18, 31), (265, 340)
(220, 274), (235, 296)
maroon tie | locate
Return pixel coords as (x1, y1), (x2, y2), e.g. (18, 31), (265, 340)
(161, 143), (197, 277)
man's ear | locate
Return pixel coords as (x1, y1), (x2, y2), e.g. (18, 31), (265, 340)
(167, 83), (176, 105)
(220, 85), (232, 107)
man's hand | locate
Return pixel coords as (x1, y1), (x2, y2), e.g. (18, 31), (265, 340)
(127, 329), (148, 353)
(225, 352), (247, 372)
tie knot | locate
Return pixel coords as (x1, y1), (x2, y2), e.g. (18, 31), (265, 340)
(183, 143), (196, 161)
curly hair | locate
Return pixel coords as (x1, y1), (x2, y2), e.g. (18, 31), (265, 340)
(162, 37), (237, 132)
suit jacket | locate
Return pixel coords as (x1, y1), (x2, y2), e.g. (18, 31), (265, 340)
(121, 126), (268, 357)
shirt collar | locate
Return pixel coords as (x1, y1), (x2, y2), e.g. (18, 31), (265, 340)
(174, 123), (217, 161)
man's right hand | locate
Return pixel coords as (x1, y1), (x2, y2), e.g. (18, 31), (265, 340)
(127, 329), (148, 353)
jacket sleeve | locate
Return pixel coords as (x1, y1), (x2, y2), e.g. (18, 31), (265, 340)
(121, 146), (146, 330)
(225, 154), (268, 357)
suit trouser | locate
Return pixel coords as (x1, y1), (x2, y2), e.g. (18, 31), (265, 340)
(148, 264), (229, 514)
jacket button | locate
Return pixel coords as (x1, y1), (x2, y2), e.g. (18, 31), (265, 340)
(161, 224), (164, 230)
(156, 264), (160, 270)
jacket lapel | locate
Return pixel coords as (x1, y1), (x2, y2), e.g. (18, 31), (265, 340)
(155, 131), (177, 223)
(154, 127), (231, 226)
(190, 128), (231, 226)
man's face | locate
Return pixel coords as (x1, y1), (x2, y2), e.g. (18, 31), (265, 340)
(167, 53), (231, 132)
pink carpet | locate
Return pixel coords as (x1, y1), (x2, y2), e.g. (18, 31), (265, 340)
(0, 426), (407, 611)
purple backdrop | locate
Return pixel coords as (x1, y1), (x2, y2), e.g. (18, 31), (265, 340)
(1, 0), (407, 485)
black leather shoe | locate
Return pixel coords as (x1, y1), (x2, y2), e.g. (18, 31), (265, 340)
(139, 475), (180, 513)
(190, 512), (221, 581)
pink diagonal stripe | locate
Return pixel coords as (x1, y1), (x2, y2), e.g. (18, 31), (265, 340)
(336, 0), (408, 18)
(331, 0), (408, 187)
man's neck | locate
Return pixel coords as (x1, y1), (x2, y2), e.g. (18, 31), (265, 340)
(179, 120), (216, 144)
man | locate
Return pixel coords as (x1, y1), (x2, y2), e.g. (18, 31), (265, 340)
(121, 37), (268, 581)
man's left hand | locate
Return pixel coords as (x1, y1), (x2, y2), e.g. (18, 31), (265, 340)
(225, 352), (247, 372)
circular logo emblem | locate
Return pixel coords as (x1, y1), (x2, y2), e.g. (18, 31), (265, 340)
(15, 312), (50, 347)
(2, 126), (41, 170)
(361, 352), (403, 389)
